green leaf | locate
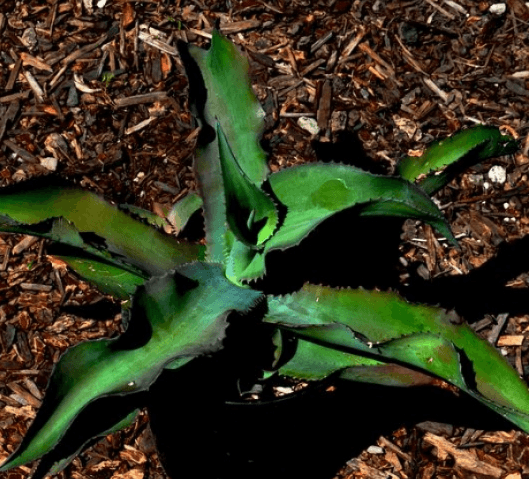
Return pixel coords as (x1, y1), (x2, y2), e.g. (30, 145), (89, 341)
(278, 338), (383, 381)
(266, 163), (455, 252)
(118, 204), (169, 230)
(188, 29), (269, 185)
(56, 254), (146, 300)
(397, 126), (518, 195)
(193, 127), (229, 263)
(217, 122), (278, 246)
(184, 30), (272, 263)
(226, 239), (266, 283)
(0, 182), (204, 277)
(0, 263), (262, 471)
(265, 285), (529, 432)
(338, 361), (444, 387)
(280, 338), (441, 387)
(32, 401), (141, 479)
(167, 192), (203, 234)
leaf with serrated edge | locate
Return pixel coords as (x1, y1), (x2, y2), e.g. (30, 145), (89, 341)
(56, 254), (146, 300)
(188, 30), (268, 185)
(167, 192), (203, 234)
(265, 285), (529, 432)
(193, 131), (229, 263)
(32, 402), (141, 479)
(266, 163), (455, 253)
(226, 239), (267, 284)
(0, 263), (262, 471)
(281, 338), (441, 387)
(279, 338), (383, 381)
(119, 204), (168, 230)
(217, 122), (278, 246)
(0, 183), (204, 276)
(397, 126), (518, 194)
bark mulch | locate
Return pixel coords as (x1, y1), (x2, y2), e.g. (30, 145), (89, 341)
(2, 0), (529, 478)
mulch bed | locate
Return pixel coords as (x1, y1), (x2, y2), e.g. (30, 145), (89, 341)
(1, 0), (529, 478)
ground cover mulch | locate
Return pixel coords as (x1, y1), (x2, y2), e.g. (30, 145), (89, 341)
(1, 0), (529, 478)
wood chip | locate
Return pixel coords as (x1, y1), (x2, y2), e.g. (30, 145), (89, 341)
(480, 430), (518, 444)
(7, 381), (42, 407)
(487, 313), (509, 344)
(5, 56), (22, 92)
(339, 28), (366, 62)
(22, 70), (45, 103)
(424, 0), (457, 19)
(119, 445), (147, 465)
(12, 235), (39, 255)
(497, 335), (524, 347)
(125, 117), (155, 135)
(317, 79), (332, 131)
(19, 52), (53, 73)
(346, 458), (400, 479)
(220, 19), (261, 34)
(110, 469), (144, 479)
(114, 91), (169, 108)
(0, 101), (19, 141)
(19, 283), (53, 292)
(138, 28), (178, 56)
(423, 432), (503, 477)
(377, 435), (412, 462)
(423, 77), (451, 103)
(3, 405), (36, 419)
(358, 42), (394, 74)
(61, 28), (117, 66)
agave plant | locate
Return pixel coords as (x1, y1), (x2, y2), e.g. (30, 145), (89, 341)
(0, 30), (526, 479)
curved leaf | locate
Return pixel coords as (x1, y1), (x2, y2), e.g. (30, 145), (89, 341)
(267, 163), (455, 252)
(118, 204), (169, 230)
(397, 126), (518, 195)
(0, 263), (262, 471)
(226, 239), (266, 284)
(0, 182), (204, 276)
(31, 400), (141, 479)
(167, 192), (203, 234)
(280, 338), (442, 387)
(278, 338), (383, 381)
(56, 254), (146, 300)
(265, 285), (529, 432)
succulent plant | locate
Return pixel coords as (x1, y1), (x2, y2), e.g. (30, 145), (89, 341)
(0, 30), (525, 479)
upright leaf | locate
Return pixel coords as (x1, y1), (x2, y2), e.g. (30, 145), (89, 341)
(217, 122), (278, 246)
(188, 30), (269, 185)
(193, 133), (229, 263)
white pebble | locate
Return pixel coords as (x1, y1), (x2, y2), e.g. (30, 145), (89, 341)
(489, 3), (506, 14)
(40, 157), (58, 171)
(367, 446), (384, 454)
(297, 116), (319, 135)
(488, 165), (506, 184)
